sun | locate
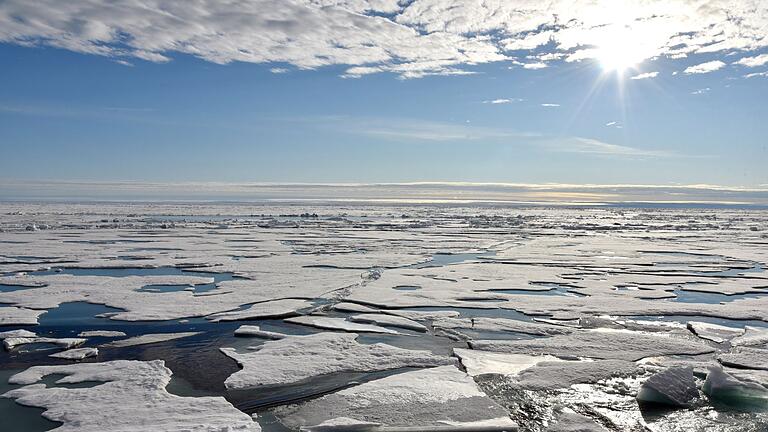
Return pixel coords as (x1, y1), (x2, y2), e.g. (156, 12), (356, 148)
(594, 24), (645, 74)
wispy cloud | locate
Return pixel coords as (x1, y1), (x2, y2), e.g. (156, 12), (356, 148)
(303, 116), (676, 159)
(482, 98), (523, 104)
(744, 71), (768, 78)
(0, 1), (766, 78)
(684, 60), (726, 75)
(541, 103), (561, 107)
(630, 71), (659, 80)
(605, 121), (623, 129)
(556, 137), (674, 158)
(734, 54), (768, 67)
(691, 88), (711, 95)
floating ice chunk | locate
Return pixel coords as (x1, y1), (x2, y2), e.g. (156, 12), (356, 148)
(703, 366), (768, 405)
(686, 321), (744, 343)
(234, 325), (286, 339)
(0, 329), (37, 339)
(470, 329), (713, 361)
(221, 332), (454, 390)
(50, 347), (99, 360)
(104, 332), (200, 348)
(333, 302), (379, 314)
(0, 306), (45, 325)
(276, 366), (517, 431)
(301, 416), (381, 431)
(435, 317), (572, 337)
(285, 316), (402, 334)
(513, 359), (637, 391)
(78, 330), (127, 338)
(636, 366), (698, 407)
(349, 313), (428, 332)
(3, 360), (261, 431)
(207, 299), (314, 322)
(718, 347), (768, 371)
(454, 349), (561, 377)
(385, 309), (461, 321)
(4, 336), (86, 350)
(731, 326), (768, 347)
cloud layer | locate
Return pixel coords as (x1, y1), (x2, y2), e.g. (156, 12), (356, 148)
(1, 1), (767, 78)
(2, 180), (767, 205)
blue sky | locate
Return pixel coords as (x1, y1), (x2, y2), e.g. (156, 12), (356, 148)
(1, 1), (767, 196)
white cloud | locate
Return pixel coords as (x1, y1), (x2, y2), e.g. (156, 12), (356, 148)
(482, 98), (522, 104)
(270, 68), (290, 74)
(744, 71), (768, 78)
(684, 60), (726, 74)
(0, 1), (766, 78)
(691, 87), (711, 95)
(630, 71), (659, 80)
(541, 103), (561, 107)
(560, 137), (673, 157)
(522, 62), (548, 70)
(734, 53), (768, 67)
(4, 180), (766, 205)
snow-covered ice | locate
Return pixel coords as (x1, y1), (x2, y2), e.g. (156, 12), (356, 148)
(275, 365), (517, 430)
(221, 332), (454, 390)
(2, 360), (261, 431)
(49, 347), (99, 360)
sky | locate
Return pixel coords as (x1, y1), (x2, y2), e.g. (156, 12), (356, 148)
(1, 0), (767, 202)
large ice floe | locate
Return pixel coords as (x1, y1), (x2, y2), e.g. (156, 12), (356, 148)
(275, 365), (518, 431)
(1, 203), (768, 431)
(221, 332), (454, 390)
(2, 360), (261, 431)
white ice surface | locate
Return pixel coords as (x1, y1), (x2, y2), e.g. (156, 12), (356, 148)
(3, 360), (261, 431)
(221, 332), (454, 390)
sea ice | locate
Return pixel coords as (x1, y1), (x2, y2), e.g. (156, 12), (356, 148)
(78, 330), (127, 338)
(4, 336), (87, 351)
(49, 347), (99, 360)
(0, 306), (45, 326)
(349, 313), (428, 332)
(206, 299), (314, 322)
(470, 329), (714, 361)
(636, 366), (698, 407)
(221, 332), (454, 390)
(703, 366), (768, 404)
(686, 321), (744, 343)
(104, 332), (200, 348)
(731, 326), (768, 347)
(284, 316), (402, 334)
(453, 349), (562, 377)
(2, 360), (261, 431)
(275, 365), (517, 430)
(234, 325), (286, 339)
(718, 347), (768, 370)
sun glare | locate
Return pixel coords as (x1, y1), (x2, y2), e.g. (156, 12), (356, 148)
(596, 25), (642, 74)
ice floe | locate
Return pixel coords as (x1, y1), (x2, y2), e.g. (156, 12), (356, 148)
(4, 336), (87, 351)
(104, 332), (200, 348)
(636, 366), (698, 407)
(2, 360), (261, 431)
(77, 330), (127, 338)
(349, 313), (428, 332)
(234, 325), (286, 339)
(275, 365), (517, 430)
(221, 332), (454, 390)
(284, 316), (402, 334)
(686, 321), (744, 343)
(49, 347), (99, 360)
(470, 329), (714, 361)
